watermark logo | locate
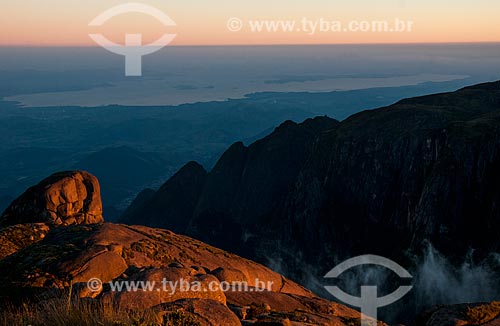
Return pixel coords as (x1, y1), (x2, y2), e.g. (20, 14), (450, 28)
(86, 277), (273, 294)
(324, 255), (413, 326)
(227, 17), (244, 32)
(88, 2), (177, 76)
(227, 17), (414, 35)
(87, 277), (103, 292)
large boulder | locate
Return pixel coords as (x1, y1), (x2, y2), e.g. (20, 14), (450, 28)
(0, 171), (103, 227)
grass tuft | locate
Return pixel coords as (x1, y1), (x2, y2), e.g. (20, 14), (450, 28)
(0, 297), (200, 326)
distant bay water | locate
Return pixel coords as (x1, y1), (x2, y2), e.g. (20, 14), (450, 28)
(1, 43), (499, 107)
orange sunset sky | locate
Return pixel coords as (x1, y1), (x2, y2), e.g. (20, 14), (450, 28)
(1, 0), (499, 46)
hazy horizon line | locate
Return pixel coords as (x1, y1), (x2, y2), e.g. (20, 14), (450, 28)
(1, 41), (499, 49)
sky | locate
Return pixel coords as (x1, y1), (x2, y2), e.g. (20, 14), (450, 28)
(1, 0), (499, 46)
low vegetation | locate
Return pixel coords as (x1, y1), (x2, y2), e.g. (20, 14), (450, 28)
(0, 297), (200, 326)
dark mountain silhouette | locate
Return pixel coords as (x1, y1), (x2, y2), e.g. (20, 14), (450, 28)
(123, 116), (338, 242)
(122, 161), (208, 232)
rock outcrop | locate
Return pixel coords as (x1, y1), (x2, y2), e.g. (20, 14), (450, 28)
(0, 223), (310, 299)
(0, 171), (370, 326)
(0, 222), (366, 325)
(0, 171), (103, 227)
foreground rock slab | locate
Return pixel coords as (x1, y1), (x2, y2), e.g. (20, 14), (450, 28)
(0, 222), (370, 325)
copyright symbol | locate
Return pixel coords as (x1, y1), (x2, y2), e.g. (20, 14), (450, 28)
(87, 277), (103, 292)
(227, 17), (243, 32)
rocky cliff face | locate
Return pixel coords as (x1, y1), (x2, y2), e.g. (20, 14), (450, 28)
(0, 171), (370, 326)
(277, 81), (500, 265)
(124, 82), (500, 262)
